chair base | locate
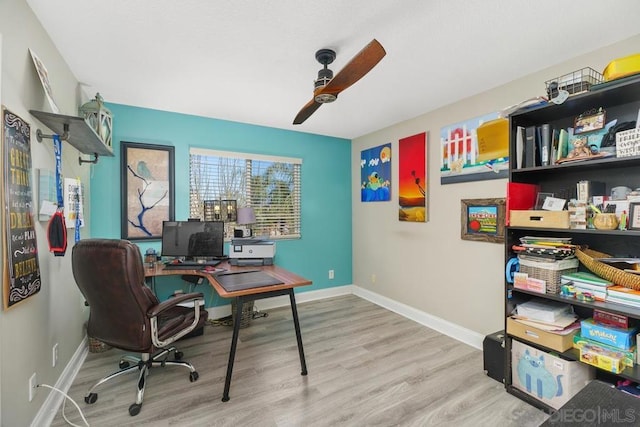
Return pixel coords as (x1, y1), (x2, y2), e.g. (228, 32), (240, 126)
(84, 346), (198, 416)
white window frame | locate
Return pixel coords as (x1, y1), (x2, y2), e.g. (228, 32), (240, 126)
(189, 147), (302, 239)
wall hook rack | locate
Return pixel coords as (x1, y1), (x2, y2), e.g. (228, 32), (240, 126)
(30, 110), (114, 165)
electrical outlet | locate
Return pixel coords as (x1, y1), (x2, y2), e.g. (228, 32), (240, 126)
(52, 343), (59, 367)
(371, 274), (376, 284)
(28, 373), (37, 402)
(328, 269), (334, 279)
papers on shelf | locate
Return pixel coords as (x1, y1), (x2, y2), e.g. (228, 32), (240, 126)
(511, 314), (579, 332)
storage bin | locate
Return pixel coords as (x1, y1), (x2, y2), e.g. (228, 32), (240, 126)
(518, 256), (579, 294)
(603, 53), (640, 82)
(545, 67), (603, 98)
(510, 210), (570, 229)
(511, 339), (594, 409)
(507, 317), (576, 352)
(231, 300), (255, 329)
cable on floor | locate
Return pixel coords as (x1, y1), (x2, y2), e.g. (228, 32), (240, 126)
(38, 383), (90, 427)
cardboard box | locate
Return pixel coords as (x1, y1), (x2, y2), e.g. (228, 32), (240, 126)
(573, 333), (635, 368)
(511, 339), (594, 409)
(513, 272), (546, 294)
(579, 344), (625, 374)
(580, 318), (637, 350)
(507, 317), (577, 352)
(510, 210), (570, 229)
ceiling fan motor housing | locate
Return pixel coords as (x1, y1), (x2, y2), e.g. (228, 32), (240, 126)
(314, 48), (337, 103)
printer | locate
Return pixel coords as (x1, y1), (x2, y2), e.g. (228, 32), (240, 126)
(229, 238), (276, 266)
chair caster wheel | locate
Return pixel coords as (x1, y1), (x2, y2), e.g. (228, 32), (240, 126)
(119, 360), (130, 369)
(174, 351), (183, 360)
(190, 371), (199, 382)
(85, 393), (98, 404)
(129, 403), (142, 416)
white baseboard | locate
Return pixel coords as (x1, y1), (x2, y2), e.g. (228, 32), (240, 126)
(38, 283), (481, 424)
(352, 286), (484, 350)
(31, 336), (89, 427)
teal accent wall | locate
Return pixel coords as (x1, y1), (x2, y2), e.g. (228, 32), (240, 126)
(90, 104), (352, 305)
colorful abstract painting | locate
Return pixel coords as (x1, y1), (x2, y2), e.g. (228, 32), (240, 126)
(399, 133), (426, 222)
(440, 112), (508, 184)
(361, 143), (391, 202)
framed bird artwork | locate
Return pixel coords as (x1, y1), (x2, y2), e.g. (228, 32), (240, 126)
(121, 141), (175, 240)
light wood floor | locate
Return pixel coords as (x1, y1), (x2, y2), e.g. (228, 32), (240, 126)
(51, 295), (548, 426)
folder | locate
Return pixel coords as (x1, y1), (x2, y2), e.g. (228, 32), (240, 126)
(515, 126), (524, 169)
(541, 124), (551, 166)
(524, 126), (536, 167)
(506, 182), (540, 226)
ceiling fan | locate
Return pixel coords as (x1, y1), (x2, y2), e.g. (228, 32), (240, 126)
(293, 39), (386, 125)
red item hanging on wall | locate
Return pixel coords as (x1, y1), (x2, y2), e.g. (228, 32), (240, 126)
(47, 211), (67, 256)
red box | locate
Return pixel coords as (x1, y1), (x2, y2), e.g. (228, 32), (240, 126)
(594, 309), (628, 329)
(506, 182), (539, 226)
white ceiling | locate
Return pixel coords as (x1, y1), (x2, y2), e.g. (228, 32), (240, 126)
(27, 0), (640, 139)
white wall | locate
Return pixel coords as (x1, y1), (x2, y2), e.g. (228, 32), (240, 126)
(0, 1), (90, 425)
(352, 34), (640, 338)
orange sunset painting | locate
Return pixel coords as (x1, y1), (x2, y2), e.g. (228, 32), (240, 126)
(399, 132), (426, 222)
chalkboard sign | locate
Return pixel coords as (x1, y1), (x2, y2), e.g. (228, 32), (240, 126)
(2, 107), (41, 309)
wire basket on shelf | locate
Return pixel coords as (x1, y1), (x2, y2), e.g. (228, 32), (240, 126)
(575, 247), (640, 291)
(545, 67), (604, 99)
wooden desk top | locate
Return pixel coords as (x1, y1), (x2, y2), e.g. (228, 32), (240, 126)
(144, 262), (312, 298)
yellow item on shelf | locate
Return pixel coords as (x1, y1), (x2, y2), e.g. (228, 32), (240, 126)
(603, 53), (640, 82)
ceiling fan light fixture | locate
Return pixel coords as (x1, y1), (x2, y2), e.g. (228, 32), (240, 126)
(314, 93), (337, 103)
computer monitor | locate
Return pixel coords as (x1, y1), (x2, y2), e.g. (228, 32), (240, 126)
(161, 221), (225, 259)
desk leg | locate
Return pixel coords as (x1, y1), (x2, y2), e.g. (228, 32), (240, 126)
(222, 296), (244, 402)
(289, 289), (308, 376)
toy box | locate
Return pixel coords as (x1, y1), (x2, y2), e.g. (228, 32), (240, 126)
(511, 339), (594, 409)
(580, 318), (637, 350)
(579, 342), (626, 374)
(573, 333), (636, 368)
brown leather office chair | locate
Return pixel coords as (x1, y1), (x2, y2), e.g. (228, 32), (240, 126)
(71, 238), (208, 416)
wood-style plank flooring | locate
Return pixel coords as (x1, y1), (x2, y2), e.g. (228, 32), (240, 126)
(51, 295), (548, 426)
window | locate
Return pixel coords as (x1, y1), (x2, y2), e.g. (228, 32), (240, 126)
(189, 148), (301, 239)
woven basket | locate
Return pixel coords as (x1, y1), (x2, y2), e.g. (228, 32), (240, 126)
(88, 337), (112, 353)
(231, 300), (255, 329)
(575, 247), (640, 291)
(518, 255), (579, 294)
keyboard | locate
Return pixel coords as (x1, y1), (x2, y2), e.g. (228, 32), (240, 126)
(163, 260), (222, 270)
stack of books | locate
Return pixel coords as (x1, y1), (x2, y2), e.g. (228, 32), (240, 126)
(606, 286), (640, 308)
(513, 236), (575, 260)
(561, 271), (613, 301)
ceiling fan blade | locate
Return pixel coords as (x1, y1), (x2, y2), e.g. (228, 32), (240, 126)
(293, 98), (322, 125)
(292, 39), (386, 125)
(319, 39), (386, 96)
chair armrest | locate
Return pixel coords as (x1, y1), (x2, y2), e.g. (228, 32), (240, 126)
(149, 292), (204, 348)
(148, 292), (204, 318)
